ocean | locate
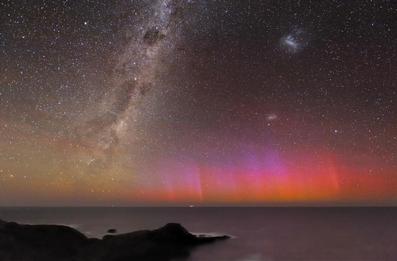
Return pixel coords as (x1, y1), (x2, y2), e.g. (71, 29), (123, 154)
(0, 207), (396, 261)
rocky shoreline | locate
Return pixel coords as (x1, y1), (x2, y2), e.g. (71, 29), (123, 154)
(0, 219), (229, 261)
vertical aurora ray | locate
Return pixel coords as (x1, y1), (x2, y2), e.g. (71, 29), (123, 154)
(131, 149), (397, 205)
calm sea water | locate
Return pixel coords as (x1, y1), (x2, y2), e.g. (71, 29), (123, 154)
(0, 207), (396, 261)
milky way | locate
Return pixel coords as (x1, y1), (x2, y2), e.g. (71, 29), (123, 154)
(0, 1), (397, 206)
(77, 0), (187, 164)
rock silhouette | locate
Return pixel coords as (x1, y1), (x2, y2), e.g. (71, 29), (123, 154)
(0, 219), (229, 261)
(107, 228), (117, 234)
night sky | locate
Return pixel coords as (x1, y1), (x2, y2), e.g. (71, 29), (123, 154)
(1, 0), (397, 206)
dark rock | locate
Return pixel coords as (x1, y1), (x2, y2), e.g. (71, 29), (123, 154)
(107, 228), (117, 234)
(0, 220), (229, 261)
(0, 221), (89, 261)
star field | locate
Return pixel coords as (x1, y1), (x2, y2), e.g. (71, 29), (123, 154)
(0, 0), (397, 206)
